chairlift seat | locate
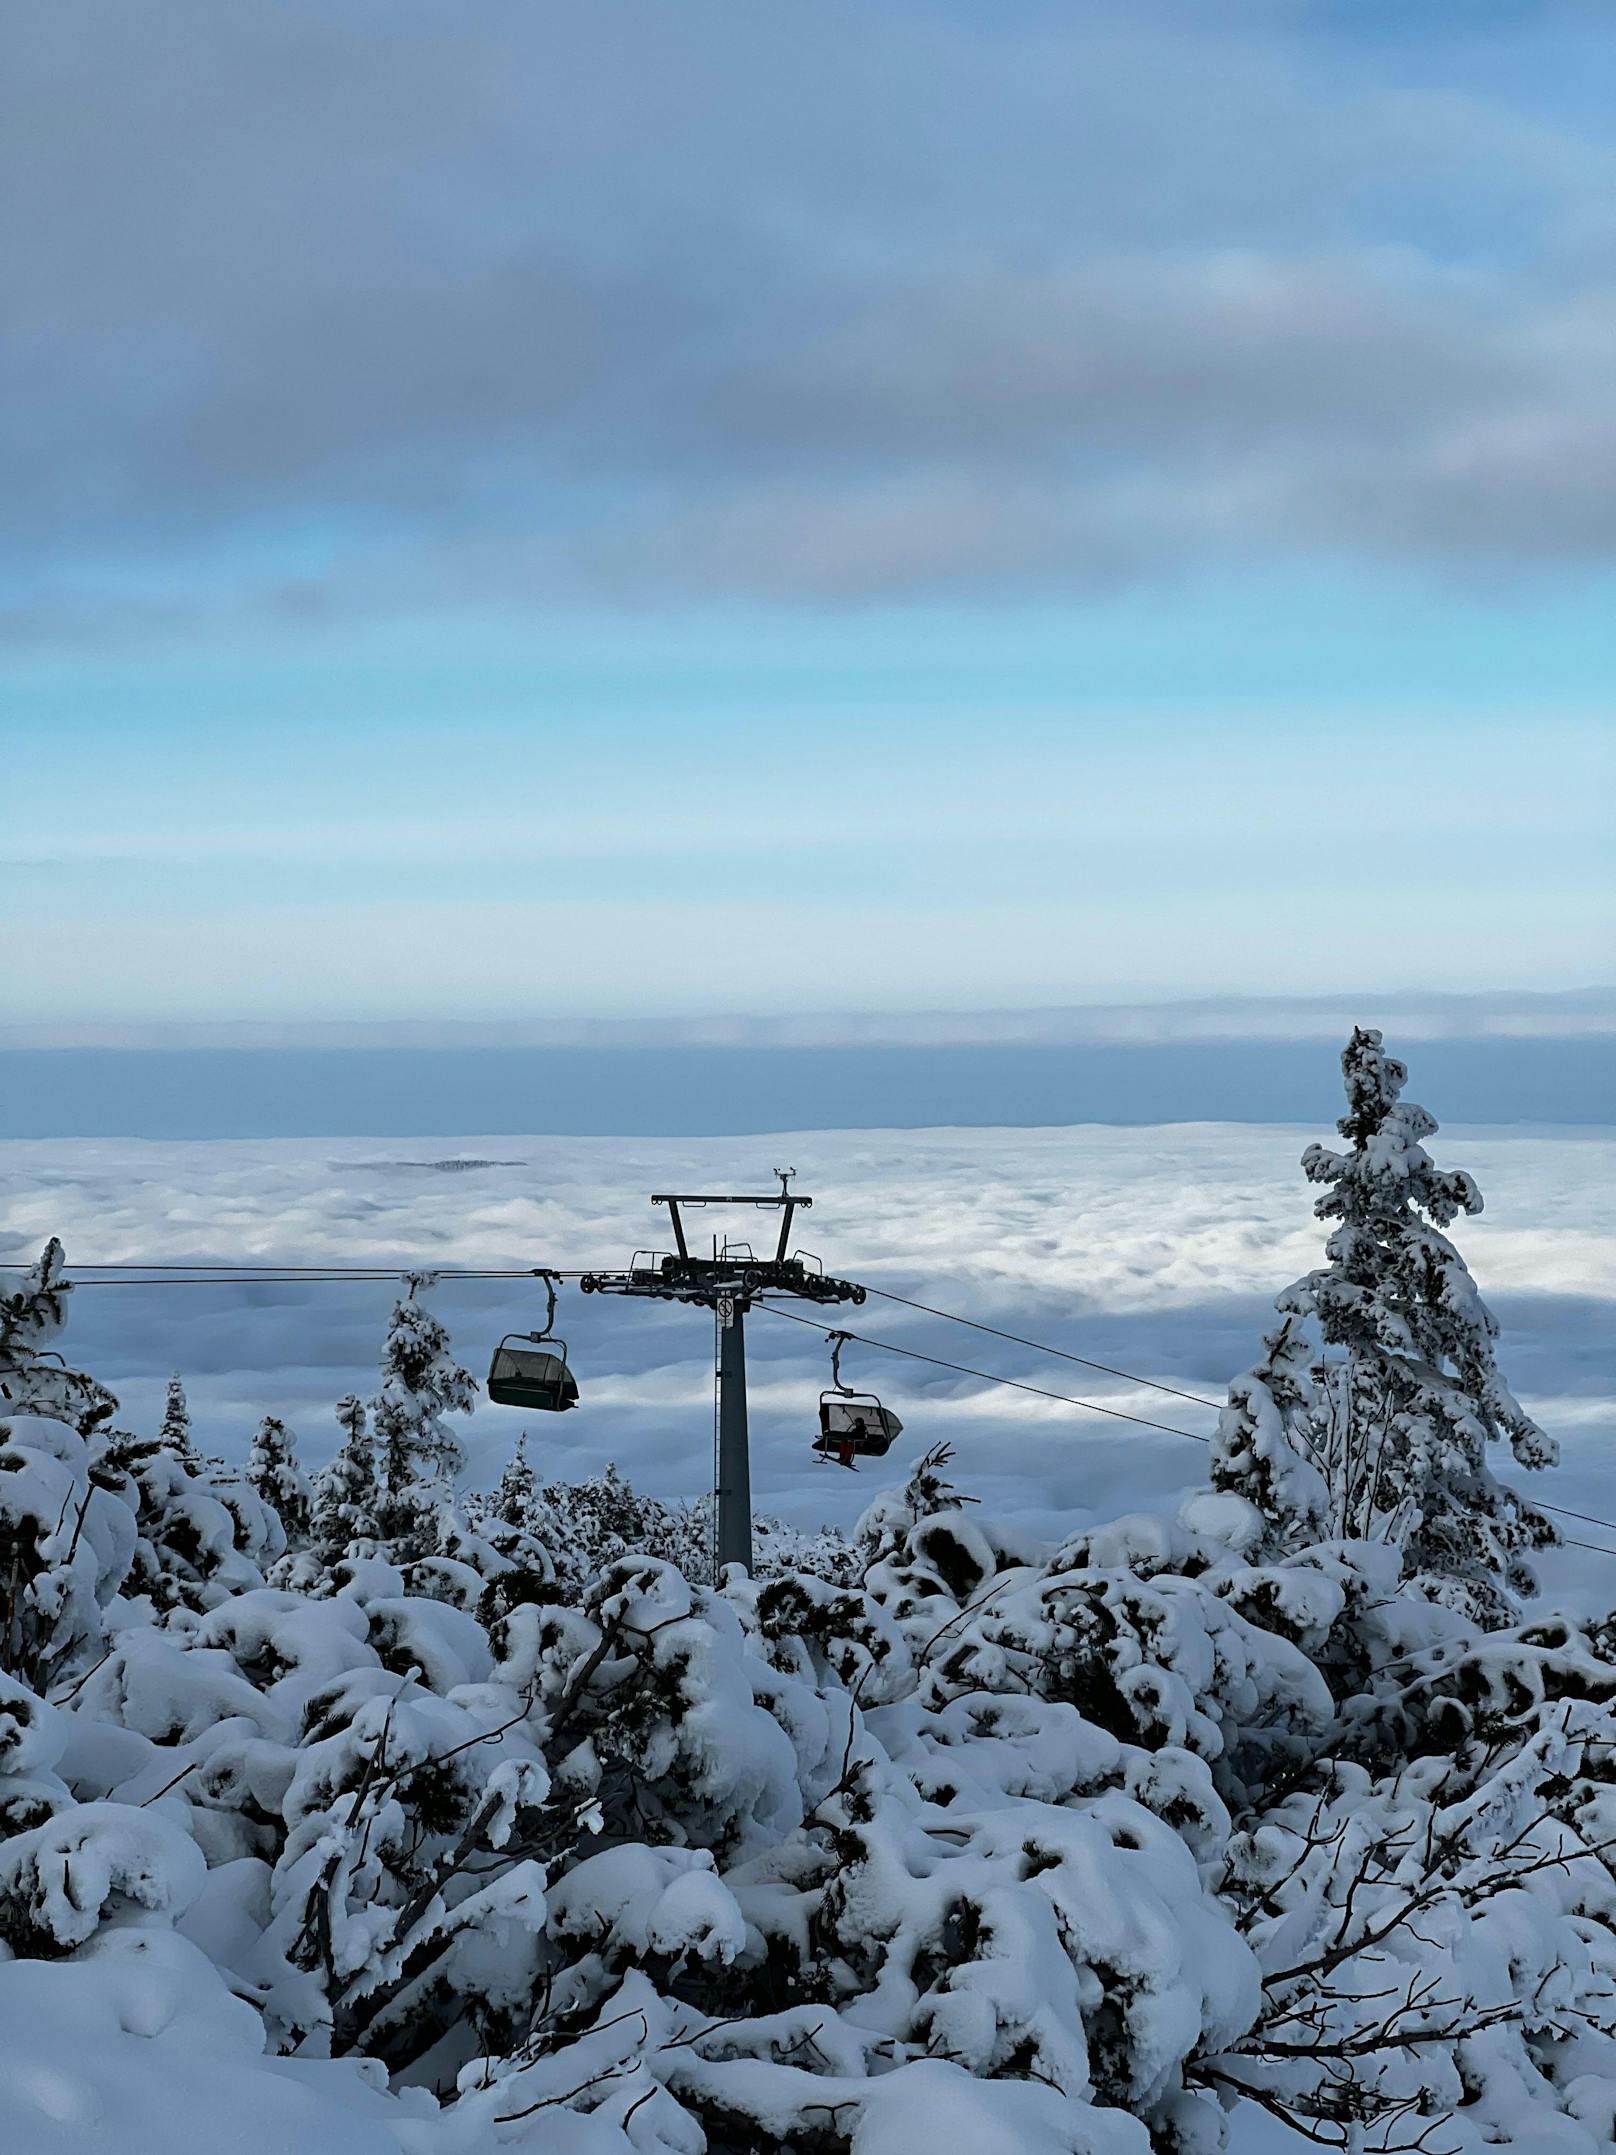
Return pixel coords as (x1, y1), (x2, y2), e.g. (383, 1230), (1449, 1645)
(487, 1336), (579, 1412)
(815, 1390), (901, 1459)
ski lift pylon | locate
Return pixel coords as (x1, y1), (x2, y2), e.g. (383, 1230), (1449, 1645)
(487, 1269), (579, 1413)
(813, 1330), (902, 1469)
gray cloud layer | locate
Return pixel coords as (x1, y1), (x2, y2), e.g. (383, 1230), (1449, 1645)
(5, 1), (1615, 626)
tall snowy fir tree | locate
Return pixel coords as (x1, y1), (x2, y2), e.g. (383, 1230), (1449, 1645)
(370, 1275), (476, 1555)
(492, 1430), (536, 1528)
(1214, 1028), (1557, 1623)
(158, 1371), (201, 1468)
(246, 1415), (313, 1548)
(312, 1393), (378, 1559)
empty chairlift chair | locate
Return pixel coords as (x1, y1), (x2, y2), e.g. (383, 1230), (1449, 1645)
(487, 1335), (578, 1412)
(486, 1271), (579, 1412)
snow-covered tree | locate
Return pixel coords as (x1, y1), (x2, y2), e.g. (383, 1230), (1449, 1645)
(158, 1371), (201, 1468)
(370, 1275), (476, 1557)
(247, 1416), (313, 1547)
(1208, 1307), (1331, 1556)
(91, 1419), (282, 1616)
(0, 1240), (117, 1434)
(3, 1158), (1611, 2155)
(1214, 1028), (1556, 1625)
(311, 1394), (377, 1559)
(492, 1430), (536, 1527)
(0, 1415), (134, 1690)
(536, 1461), (710, 1589)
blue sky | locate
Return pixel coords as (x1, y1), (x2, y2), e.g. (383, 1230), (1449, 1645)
(3, 1), (1612, 1026)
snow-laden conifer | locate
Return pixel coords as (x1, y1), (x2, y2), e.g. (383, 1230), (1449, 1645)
(246, 1415), (313, 1547)
(370, 1275), (475, 1556)
(157, 1372), (201, 1468)
(311, 1393), (377, 1559)
(1214, 1027), (1556, 1623)
(0, 1240), (117, 1434)
(492, 1429), (535, 1528)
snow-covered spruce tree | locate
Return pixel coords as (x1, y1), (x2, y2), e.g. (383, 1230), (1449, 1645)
(247, 1416), (313, 1549)
(493, 1430), (536, 1525)
(522, 1458), (852, 1594)
(1207, 1308), (1331, 1559)
(1213, 1028), (1556, 1625)
(453, 1433), (564, 1622)
(0, 1239), (117, 1434)
(311, 1393), (378, 1561)
(158, 1371), (202, 1468)
(537, 1461), (712, 1590)
(370, 1274), (476, 1559)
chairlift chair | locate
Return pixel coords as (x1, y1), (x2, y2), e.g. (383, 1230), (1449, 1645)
(487, 1337), (578, 1412)
(813, 1392), (902, 1467)
(486, 1271), (579, 1413)
(813, 1332), (902, 1469)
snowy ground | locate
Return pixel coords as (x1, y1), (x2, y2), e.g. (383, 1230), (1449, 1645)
(2, 1122), (1611, 1606)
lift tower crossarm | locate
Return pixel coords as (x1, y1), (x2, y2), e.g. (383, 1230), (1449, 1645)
(580, 1187), (864, 1578)
(650, 1194), (813, 1207)
(579, 1261), (862, 1304)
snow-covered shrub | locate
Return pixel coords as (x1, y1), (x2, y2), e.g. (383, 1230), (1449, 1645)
(483, 1452), (854, 1598)
(0, 1799), (206, 1958)
(93, 1421), (283, 1615)
(0, 1412), (134, 1689)
(533, 1462), (712, 1589)
(1204, 1717), (1616, 2147)
(0, 1668), (72, 1834)
(0, 1183), (1609, 2155)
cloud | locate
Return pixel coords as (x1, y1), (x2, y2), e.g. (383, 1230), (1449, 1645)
(4, 1120), (1611, 1603)
(5, 1), (1615, 633)
(613, 252), (1616, 596)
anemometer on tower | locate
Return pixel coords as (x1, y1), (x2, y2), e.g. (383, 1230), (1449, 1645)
(484, 1173), (902, 1576)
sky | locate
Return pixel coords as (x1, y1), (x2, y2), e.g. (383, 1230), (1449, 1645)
(3, 0), (1613, 1026)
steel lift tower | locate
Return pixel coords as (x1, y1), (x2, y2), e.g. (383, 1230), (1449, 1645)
(580, 1174), (865, 1576)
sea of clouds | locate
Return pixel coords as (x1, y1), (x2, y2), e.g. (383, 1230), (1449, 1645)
(2, 1123), (1611, 1608)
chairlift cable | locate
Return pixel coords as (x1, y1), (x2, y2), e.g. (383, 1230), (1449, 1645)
(756, 1302), (1216, 1442)
(756, 1305), (1616, 1546)
(0, 1263), (585, 1280)
(8, 1257), (1613, 1548)
(861, 1284), (1222, 1409)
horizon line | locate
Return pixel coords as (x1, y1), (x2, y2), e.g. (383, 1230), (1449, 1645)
(2, 987), (1611, 1054)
